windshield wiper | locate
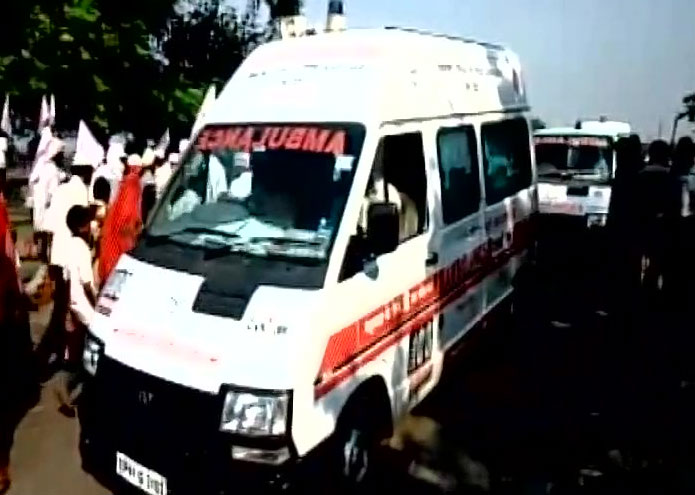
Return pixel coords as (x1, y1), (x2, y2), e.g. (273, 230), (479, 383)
(202, 236), (325, 262)
(539, 169), (572, 179)
(249, 236), (324, 247)
(151, 226), (242, 240)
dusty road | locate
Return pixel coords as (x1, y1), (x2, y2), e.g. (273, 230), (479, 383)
(7, 305), (108, 495)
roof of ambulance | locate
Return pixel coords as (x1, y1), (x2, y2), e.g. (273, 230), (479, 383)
(535, 127), (624, 138)
(206, 28), (529, 126)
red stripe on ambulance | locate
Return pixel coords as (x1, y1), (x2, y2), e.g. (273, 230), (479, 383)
(314, 216), (534, 399)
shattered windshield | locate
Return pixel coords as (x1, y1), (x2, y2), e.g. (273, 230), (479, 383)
(147, 123), (366, 260)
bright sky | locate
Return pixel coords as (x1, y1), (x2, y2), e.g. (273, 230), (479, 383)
(234, 0), (695, 139)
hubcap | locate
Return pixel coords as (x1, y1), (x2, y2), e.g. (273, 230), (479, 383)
(343, 430), (368, 483)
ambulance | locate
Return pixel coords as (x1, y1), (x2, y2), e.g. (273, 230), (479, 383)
(534, 120), (630, 228)
(79, 26), (537, 494)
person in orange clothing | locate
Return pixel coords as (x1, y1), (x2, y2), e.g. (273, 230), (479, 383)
(0, 193), (36, 494)
(98, 155), (143, 287)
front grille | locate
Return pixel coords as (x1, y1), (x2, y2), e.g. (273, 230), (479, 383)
(92, 358), (229, 491)
(567, 186), (589, 196)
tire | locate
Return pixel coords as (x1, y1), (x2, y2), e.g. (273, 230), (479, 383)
(332, 384), (393, 492)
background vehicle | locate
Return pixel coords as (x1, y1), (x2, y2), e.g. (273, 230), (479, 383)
(534, 120), (630, 229)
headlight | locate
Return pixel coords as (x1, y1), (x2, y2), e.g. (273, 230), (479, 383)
(100, 269), (131, 301)
(587, 214), (607, 228)
(96, 269), (131, 316)
(220, 389), (289, 437)
(83, 333), (104, 376)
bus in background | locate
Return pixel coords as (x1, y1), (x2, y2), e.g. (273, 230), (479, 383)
(534, 120), (630, 229)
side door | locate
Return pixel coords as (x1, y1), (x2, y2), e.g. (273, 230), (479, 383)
(317, 127), (434, 418)
(480, 117), (535, 310)
(429, 124), (487, 357)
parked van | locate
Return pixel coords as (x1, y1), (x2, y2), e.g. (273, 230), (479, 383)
(79, 27), (537, 494)
(534, 121), (630, 228)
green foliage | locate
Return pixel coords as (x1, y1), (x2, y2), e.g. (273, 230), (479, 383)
(0, 0), (273, 140)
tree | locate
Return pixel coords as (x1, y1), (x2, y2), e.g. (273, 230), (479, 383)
(0, 0), (179, 136)
(154, 0), (264, 138)
(0, 0), (266, 140)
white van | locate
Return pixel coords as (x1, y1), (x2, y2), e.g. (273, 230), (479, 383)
(534, 121), (630, 227)
(79, 27), (537, 494)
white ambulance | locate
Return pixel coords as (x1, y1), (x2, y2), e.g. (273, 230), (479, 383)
(79, 27), (537, 494)
(534, 121), (630, 228)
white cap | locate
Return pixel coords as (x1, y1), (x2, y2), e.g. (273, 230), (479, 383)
(127, 154), (142, 167)
(168, 152), (179, 164)
(142, 148), (156, 167)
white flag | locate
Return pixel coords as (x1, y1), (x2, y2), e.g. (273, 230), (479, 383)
(156, 128), (170, 154)
(38, 96), (50, 131)
(191, 85), (216, 139)
(73, 120), (104, 168)
(28, 126), (54, 184)
(49, 94), (56, 127)
(1, 95), (11, 136)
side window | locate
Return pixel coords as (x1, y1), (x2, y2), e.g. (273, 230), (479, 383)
(359, 132), (428, 241)
(436, 126), (481, 224)
(481, 118), (532, 205)
(339, 132), (428, 281)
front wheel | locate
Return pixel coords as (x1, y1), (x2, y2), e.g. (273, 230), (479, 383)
(341, 428), (371, 483)
(330, 387), (393, 492)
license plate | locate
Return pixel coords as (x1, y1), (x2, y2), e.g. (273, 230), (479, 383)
(540, 201), (584, 216)
(116, 452), (168, 495)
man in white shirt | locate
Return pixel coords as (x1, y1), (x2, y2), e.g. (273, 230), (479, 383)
(47, 159), (94, 264)
(57, 205), (96, 416)
(141, 148), (158, 221)
(206, 154), (228, 203)
(30, 138), (65, 263)
(37, 160), (92, 375)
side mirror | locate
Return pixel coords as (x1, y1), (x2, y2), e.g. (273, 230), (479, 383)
(366, 202), (400, 257)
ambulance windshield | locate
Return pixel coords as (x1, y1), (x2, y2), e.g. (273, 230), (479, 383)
(535, 136), (613, 178)
(147, 123), (365, 261)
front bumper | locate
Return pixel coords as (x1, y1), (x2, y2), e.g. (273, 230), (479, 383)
(78, 357), (296, 494)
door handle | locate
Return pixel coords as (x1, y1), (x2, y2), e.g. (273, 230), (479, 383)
(426, 252), (439, 266)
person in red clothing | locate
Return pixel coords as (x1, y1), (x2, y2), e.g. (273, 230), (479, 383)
(98, 155), (143, 287)
(0, 193), (36, 494)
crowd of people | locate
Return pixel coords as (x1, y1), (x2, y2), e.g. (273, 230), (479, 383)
(608, 136), (695, 306)
(0, 127), (186, 493)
